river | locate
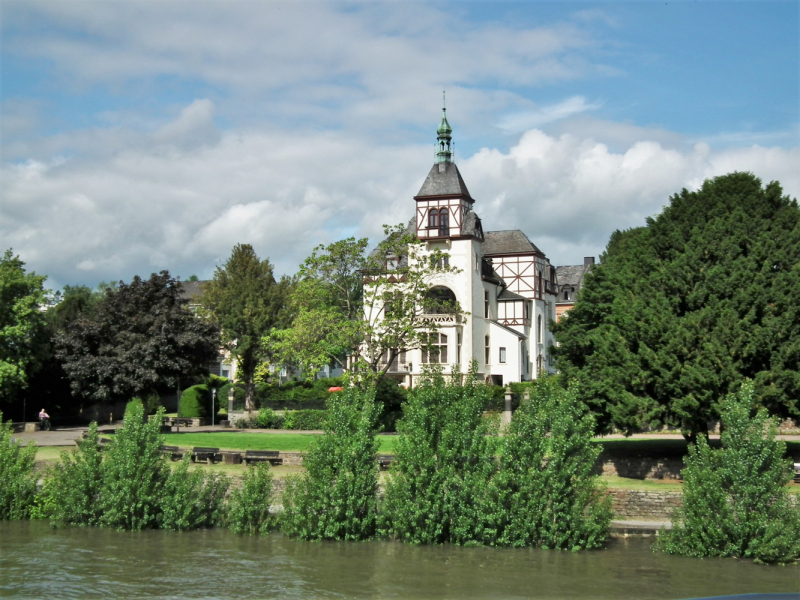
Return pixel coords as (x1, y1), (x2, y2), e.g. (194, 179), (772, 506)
(1, 522), (798, 599)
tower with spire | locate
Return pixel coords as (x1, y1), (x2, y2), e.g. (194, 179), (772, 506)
(436, 96), (453, 163)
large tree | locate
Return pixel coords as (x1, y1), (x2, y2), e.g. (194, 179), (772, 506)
(0, 249), (49, 411)
(270, 225), (460, 382)
(56, 271), (219, 404)
(554, 173), (800, 440)
(200, 244), (293, 410)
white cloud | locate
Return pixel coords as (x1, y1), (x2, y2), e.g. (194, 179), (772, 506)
(497, 96), (603, 132)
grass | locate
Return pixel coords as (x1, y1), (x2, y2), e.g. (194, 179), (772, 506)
(158, 432), (398, 454)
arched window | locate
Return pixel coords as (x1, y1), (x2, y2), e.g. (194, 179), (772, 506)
(439, 209), (449, 236)
(428, 209), (439, 229)
(537, 315), (542, 343)
(424, 286), (457, 314)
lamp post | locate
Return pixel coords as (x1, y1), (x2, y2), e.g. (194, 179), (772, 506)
(211, 388), (216, 427)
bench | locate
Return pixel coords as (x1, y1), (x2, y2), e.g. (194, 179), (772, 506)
(794, 463), (800, 484)
(160, 445), (184, 461)
(243, 450), (283, 466)
(191, 447), (220, 464)
(377, 455), (395, 470)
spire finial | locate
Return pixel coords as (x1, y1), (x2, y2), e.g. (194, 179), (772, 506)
(436, 93), (453, 164)
(443, 89), (446, 111)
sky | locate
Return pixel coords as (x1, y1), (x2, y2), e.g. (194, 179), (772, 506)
(2, 0), (798, 291)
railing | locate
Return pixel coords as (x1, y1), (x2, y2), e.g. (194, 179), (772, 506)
(417, 313), (461, 324)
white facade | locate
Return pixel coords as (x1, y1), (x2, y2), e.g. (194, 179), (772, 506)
(376, 110), (559, 387)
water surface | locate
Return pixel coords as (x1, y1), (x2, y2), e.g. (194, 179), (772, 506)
(1, 522), (798, 599)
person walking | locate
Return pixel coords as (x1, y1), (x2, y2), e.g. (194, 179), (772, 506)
(38, 408), (51, 431)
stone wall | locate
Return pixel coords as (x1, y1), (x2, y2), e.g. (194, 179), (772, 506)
(606, 489), (683, 520)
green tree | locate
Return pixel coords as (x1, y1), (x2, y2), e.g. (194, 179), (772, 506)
(379, 364), (495, 544)
(56, 271), (219, 404)
(271, 225), (461, 383)
(281, 387), (380, 540)
(201, 245), (293, 410)
(0, 250), (48, 412)
(484, 379), (612, 550)
(0, 411), (38, 520)
(657, 381), (800, 564)
(554, 173), (800, 440)
(227, 463), (274, 534)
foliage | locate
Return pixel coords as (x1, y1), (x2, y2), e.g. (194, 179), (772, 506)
(98, 403), (169, 530)
(227, 464), (274, 535)
(270, 227), (462, 383)
(235, 407), (284, 429)
(42, 422), (103, 526)
(657, 381), (800, 564)
(282, 387), (380, 540)
(0, 250), (49, 408)
(380, 364), (496, 544)
(200, 244), (294, 410)
(179, 384), (211, 418)
(56, 271), (219, 405)
(282, 410), (328, 430)
(160, 456), (229, 531)
(484, 379), (612, 550)
(0, 412), (38, 519)
(219, 382), (245, 411)
(553, 173), (800, 439)
(375, 376), (406, 432)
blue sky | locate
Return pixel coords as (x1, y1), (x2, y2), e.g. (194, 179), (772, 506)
(2, 1), (798, 289)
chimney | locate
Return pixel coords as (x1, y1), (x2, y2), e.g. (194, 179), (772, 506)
(584, 256), (595, 269)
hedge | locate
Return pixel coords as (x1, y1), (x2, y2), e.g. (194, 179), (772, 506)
(282, 410), (328, 430)
(179, 385), (211, 418)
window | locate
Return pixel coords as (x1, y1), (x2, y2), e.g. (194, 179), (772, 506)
(431, 255), (449, 269)
(484, 290), (490, 318)
(564, 290), (570, 301)
(485, 335), (490, 365)
(457, 333), (462, 364)
(422, 333), (448, 364)
(439, 209), (449, 236)
(428, 208), (439, 229)
(537, 315), (542, 343)
(424, 286), (457, 314)
(499, 347), (507, 363)
(537, 354), (544, 374)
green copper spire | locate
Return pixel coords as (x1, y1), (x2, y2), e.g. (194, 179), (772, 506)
(436, 91), (452, 164)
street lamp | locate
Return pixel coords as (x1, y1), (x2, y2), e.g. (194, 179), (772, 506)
(211, 388), (216, 427)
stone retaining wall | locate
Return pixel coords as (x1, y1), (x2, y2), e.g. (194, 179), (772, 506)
(595, 455), (685, 480)
(606, 489), (683, 520)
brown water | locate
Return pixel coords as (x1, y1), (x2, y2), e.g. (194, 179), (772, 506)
(1, 521), (798, 599)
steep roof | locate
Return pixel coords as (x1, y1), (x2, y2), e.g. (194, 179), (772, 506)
(555, 265), (586, 288)
(415, 162), (473, 199)
(180, 280), (207, 302)
(483, 230), (542, 256)
(497, 289), (527, 302)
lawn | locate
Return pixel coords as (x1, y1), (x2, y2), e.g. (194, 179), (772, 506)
(158, 431), (398, 454)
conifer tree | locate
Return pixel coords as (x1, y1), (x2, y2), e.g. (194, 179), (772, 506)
(554, 173), (800, 439)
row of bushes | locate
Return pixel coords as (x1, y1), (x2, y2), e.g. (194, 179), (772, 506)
(0, 405), (274, 534)
(235, 409), (328, 430)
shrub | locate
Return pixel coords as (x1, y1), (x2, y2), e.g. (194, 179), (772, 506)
(485, 379), (612, 550)
(0, 412), (38, 520)
(379, 364), (496, 544)
(125, 398), (144, 420)
(99, 404), (169, 530)
(282, 387), (380, 540)
(219, 382), (245, 411)
(43, 422), (103, 526)
(227, 464), (274, 535)
(656, 381), (800, 564)
(179, 384), (210, 418)
(375, 377), (406, 432)
(160, 456), (229, 531)
(282, 410), (328, 430)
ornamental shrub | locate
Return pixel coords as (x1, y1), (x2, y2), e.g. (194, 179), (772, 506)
(656, 381), (800, 564)
(281, 387), (380, 540)
(484, 379), (612, 550)
(227, 464), (274, 535)
(160, 456), (229, 531)
(99, 404), (169, 530)
(43, 422), (103, 526)
(219, 382), (245, 410)
(0, 412), (38, 520)
(282, 409), (328, 430)
(379, 364), (497, 545)
(179, 384), (210, 418)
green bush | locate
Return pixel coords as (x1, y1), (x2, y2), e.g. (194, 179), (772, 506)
(42, 422), (103, 526)
(282, 387), (380, 541)
(656, 381), (800, 564)
(160, 456), (229, 531)
(485, 379), (612, 550)
(99, 404), (169, 530)
(282, 410), (328, 430)
(375, 377), (406, 432)
(379, 365), (497, 544)
(227, 464), (273, 535)
(179, 384), (211, 418)
(0, 412), (38, 520)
